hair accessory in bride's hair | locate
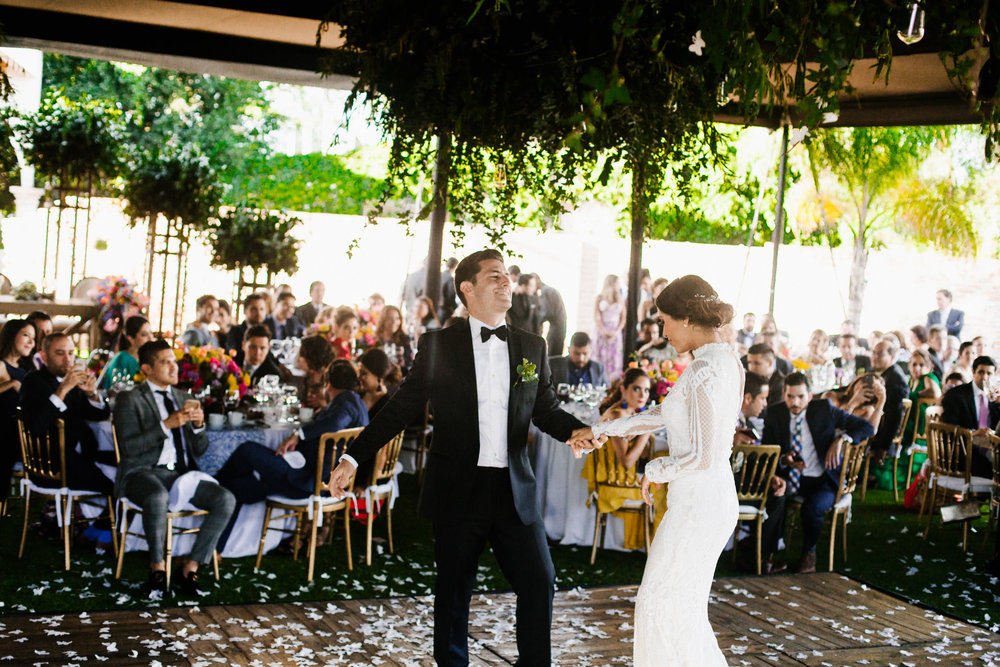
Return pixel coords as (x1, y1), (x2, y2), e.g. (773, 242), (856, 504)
(692, 293), (719, 302)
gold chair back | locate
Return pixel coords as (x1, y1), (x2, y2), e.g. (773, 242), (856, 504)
(17, 410), (68, 488)
(891, 399), (914, 452)
(315, 427), (365, 494)
(367, 430), (405, 488)
(912, 399), (941, 443)
(927, 422), (972, 480)
(592, 440), (642, 489)
(835, 439), (869, 502)
(731, 444), (781, 511)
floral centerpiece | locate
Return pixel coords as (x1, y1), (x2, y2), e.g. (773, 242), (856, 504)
(354, 306), (377, 353)
(85, 348), (113, 377)
(89, 276), (149, 343)
(174, 345), (250, 411)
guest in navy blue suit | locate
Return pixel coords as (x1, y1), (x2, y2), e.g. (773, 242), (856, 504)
(762, 372), (874, 573)
(215, 360), (368, 503)
(926, 288), (965, 338)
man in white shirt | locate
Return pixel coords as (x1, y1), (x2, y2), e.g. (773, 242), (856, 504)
(329, 249), (586, 666)
(112, 339), (235, 597)
(941, 355), (1000, 477)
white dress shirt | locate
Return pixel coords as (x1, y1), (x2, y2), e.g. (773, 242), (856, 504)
(791, 411), (824, 478)
(147, 380), (189, 467)
(972, 381), (989, 425)
(469, 316), (511, 468)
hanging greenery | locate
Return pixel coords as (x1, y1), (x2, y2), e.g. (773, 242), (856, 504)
(121, 146), (220, 232)
(207, 203), (301, 276)
(18, 94), (126, 188)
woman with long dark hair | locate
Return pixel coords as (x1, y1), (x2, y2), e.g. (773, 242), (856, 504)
(598, 367), (653, 470)
(0, 319), (35, 503)
(570, 275), (741, 665)
(374, 305), (413, 370)
(101, 315), (153, 389)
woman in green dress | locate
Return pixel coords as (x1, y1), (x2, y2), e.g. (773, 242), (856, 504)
(903, 348), (942, 448)
(100, 315), (153, 389)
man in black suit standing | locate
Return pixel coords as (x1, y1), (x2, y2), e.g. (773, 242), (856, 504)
(869, 338), (909, 462)
(536, 274), (567, 357)
(834, 334), (871, 382)
(762, 372), (874, 572)
(18, 332), (113, 495)
(226, 294), (269, 366)
(927, 288), (965, 338)
(328, 249), (588, 666)
(550, 332), (609, 388)
(439, 257), (459, 322)
(941, 355), (1000, 477)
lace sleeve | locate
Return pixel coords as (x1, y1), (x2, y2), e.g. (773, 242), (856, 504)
(591, 402), (666, 439)
(642, 362), (721, 484)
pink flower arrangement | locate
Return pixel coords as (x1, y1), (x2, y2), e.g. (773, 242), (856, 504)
(89, 276), (149, 334)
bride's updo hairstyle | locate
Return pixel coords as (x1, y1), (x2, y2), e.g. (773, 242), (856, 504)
(654, 275), (734, 329)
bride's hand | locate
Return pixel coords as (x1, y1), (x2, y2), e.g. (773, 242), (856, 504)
(567, 427), (606, 459)
(641, 475), (657, 506)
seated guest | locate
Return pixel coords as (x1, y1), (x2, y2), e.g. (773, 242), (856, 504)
(831, 319), (868, 350)
(0, 319), (35, 504)
(18, 333), (114, 495)
(215, 360), (369, 504)
(295, 281), (328, 328)
(908, 324), (929, 356)
(746, 343), (786, 406)
(949, 341), (975, 382)
(943, 371), (966, 392)
(226, 294), (269, 366)
(597, 368), (652, 470)
(242, 325), (286, 386)
(927, 324), (947, 381)
(265, 292), (304, 340)
(357, 348), (402, 419)
(303, 380), (330, 411)
(926, 288), (964, 337)
(802, 329), (831, 366)
(940, 355), (1000, 477)
(181, 294), (218, 347)
(313, 305), (336, 329)
(752, 331), (793, 376)
(112, 339), (236, 596)
(868, 339), (909, 463)
(368, 293), (386, 315)
(101, 315), (153, 390)
(834, 333), (871, 382)
(550, 332), (609, 387)
(411, 296), (441, 343)
(636, 324), (675, 365)
(733, 371), (787, 574)
(21, 311), (52, 371)
(214, 300), (232, 349)
(375, 305), (413, 371)
(295, 335), (335, 390)
(331, 306), (360, 360)
(823, 373), (886, 429)
(902, 349), (942, 447)
(763, 372), (874, 572)
(973, 336), (988, 357)
(735, 312), (756, 352)
(635, 317), (658, 351)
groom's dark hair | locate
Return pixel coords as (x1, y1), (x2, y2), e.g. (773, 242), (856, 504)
(455, 249), (504, 307)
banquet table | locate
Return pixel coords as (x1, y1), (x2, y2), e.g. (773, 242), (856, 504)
(530, 402), (668, 552)
(89, 419), (300, 558)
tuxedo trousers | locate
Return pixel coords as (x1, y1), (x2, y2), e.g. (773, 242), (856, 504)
(432, 466), (555, 667)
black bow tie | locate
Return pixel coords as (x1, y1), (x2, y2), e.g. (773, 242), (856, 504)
(481, 325), (508, 343)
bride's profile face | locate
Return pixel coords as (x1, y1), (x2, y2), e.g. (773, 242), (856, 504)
(657, 310), (690, 352)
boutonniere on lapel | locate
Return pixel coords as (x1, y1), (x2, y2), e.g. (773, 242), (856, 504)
(516, 357), (539, 386)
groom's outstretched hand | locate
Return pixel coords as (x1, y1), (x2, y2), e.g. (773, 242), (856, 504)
(327, 460), (355, 499)
(567, 426), (607, 459)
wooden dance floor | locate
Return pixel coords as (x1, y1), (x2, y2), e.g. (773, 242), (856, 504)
(1, 573), (997, 665)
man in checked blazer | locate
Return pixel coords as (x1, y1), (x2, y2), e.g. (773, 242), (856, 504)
(328, 249), (588, 666)
(113, 339), (235, 597)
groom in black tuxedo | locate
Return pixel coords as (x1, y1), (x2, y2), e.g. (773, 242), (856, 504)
(329, 249), (587, 666)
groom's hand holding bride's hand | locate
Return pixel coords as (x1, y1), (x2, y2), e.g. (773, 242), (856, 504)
(327, 460), (355, 499)
(567, 426), (606, 458)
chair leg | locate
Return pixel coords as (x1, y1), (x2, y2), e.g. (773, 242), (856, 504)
(386, 502), (394, 554)
(828, 511), (837, 571)
(892, 457), (900, 502)
(860, 455), (870, 501)
(841, 513), (848, 562)
(61, 494), (71, 571)
(366, 508), (374, 566)
(18, 488), (30, 559)
(755, 518), (763, 575)
(306, 507), (320, 582)
(165, 516), (174, 589)
(590, 506), (601, 565)
(106, 496), (119, 559)
(905, 451), (915, 493)
(924, 483), (937, 539)
(115, 506), (128, 579)
(732, 521), (740, 565)
(212, 551), (220, 580)
(344, 506), (353, 571)
(962, 520), (969, 552)
(255, 505), (273, 571)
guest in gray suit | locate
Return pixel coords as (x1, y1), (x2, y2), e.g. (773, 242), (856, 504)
(549, 332), (608, 388)
(112, 339), (235, 597)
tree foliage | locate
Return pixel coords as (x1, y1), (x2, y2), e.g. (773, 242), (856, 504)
(121, 147), (220, 232)
(207, 204), (301, 275)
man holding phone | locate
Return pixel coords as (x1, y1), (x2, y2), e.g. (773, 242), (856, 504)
(762, 372), (874, 573)
(19, 332), (114, 495)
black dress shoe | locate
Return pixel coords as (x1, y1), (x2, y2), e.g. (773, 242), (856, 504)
(147, 570), (168, 596)
(764, 559), (788, 575)
(174, 569), (205, 597)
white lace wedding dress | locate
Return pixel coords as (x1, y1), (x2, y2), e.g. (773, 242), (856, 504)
(592, 342), (743, 666)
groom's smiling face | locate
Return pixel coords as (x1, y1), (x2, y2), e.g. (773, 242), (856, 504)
(463, 259), (512, 318)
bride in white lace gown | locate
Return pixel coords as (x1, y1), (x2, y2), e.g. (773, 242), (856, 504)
(571, 276), (742, 666)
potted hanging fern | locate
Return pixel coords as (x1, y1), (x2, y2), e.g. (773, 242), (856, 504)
(207, 202), (301, 277)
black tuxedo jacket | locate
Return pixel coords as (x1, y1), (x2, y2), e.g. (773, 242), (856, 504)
(345, 319), (586, 524)
(762, 398), (875, 487)
(834, 355), (872, 374)
(19, 367), (110, 458)
(249, 354), (286, 386)
(941, 382), (1000, 431)
(872, 364), (909, 453)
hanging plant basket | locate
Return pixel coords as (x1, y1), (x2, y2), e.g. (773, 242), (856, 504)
(208, 203), (301, 276)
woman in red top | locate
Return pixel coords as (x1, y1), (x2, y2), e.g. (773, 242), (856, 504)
(331, 306), (360, 360)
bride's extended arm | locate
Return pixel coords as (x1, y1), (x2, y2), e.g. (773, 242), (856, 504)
(590, 402), (666, 440)
(641, 362), (720, 484)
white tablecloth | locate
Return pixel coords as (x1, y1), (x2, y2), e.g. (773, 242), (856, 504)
(530, 402), (667, 552)
(89, 420), (299, 558)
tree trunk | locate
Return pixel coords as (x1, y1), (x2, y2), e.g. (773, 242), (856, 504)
(846, 190), (871, 330)
(623, 159), (647, 364)
(424, 133), (451, 307)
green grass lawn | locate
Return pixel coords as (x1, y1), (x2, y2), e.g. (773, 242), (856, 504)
(1, 476), (998, 634)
